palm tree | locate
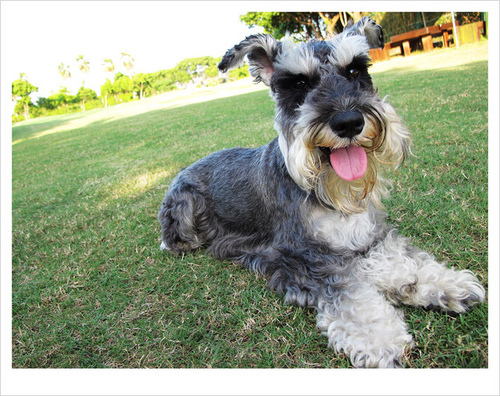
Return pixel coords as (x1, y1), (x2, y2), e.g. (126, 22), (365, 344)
(102, 58), (115, 107)
(103, 58), (115, 74)
(76, 55), (90, 110)
(76, 54), (90, 87)
(58, 62), (71, 80)
(121, 52), (135, 76)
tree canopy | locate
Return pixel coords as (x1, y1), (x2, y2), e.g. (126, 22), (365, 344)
(240, 12), (364, 40)
(12, 74), (38, 121)
(12, 54), (249, 123)
(240, 12), (478, 42)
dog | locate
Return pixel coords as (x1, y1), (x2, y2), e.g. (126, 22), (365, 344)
(158, 17), (485, 368)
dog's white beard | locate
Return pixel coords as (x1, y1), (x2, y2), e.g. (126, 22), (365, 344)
(278, 101), (411, 215)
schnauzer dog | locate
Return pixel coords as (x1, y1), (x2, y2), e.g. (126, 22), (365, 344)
(158, 17), (485, 368)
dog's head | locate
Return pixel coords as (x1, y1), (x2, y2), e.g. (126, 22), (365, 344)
(219, 17), (411, 214)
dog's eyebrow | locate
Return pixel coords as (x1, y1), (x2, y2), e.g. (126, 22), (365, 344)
(328, 35), (372, 69)
(345, 55), (372, 69)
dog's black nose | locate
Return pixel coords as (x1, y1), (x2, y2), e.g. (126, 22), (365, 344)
(330, 111), (365, 139)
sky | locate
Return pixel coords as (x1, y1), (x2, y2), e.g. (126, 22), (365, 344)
(2, 1), (266, 100)
(3, 1), (496, 102)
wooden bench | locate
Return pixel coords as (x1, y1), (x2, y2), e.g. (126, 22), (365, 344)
(438, 22), (456, 48)
(390, 25), (441, 56)
(389, 21), (484, 57)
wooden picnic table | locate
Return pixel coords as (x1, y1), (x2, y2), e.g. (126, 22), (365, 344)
(438, 22), (456, 48)
(370, 21), (485, 62)
(390, 25), (442, 56)
(390, 21), (484, 57)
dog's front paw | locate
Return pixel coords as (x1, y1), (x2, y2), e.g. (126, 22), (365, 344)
(329, 331), (414, 368)
(320, 310), (415, 368)
(160, 241), (170, 251)
(436, 269), (486, 313)
(348, 342), (414, 368)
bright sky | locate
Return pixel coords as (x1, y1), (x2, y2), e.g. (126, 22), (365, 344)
(2, 1), (266, 100)
(3, 1), (494, 102)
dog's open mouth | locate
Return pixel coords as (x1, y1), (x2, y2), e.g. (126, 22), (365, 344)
(320, 145), (368, 181)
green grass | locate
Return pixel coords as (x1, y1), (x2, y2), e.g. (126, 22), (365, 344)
(12, 44), (488, 368)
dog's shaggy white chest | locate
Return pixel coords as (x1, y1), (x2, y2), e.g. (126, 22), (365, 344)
(305, 206), (379, 252)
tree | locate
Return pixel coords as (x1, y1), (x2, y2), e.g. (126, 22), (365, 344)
(228, 64), (249, 81)
(52, 87), (74, 111)
(103, 58), (115, 74)
(76, 86), (97, 111)
(50, 87), (73, 109)
(175, 56), (220, 86)
(172, 68), (191, 87)
(58, 62), (71, 80)
(147, 69), (178, 94)
(37, 87), (76, 114)
(112, 72), (133, 101)
(100, 79), (114, 107)
(133, 73), (150, 100)
(240, 12), (364, 40)
(121, 52), (134, 76)
(12, 73), (38, 121)
(76, 54), (90, 73)
(100, 58), (116, 106)
(205, 64), (220, 79)
(76, 54), (90, 88)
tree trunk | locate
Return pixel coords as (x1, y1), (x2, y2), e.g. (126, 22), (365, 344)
(319, 12), (341, 37)
(23, 103), (30, 121)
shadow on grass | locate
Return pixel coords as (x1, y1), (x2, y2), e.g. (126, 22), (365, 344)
(11, 109), (112, 146)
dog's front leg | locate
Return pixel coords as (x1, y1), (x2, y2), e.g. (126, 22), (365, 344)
(360, 230), (486, 313)
(315, 277), (414, 368)
(238, 247), (414, 368)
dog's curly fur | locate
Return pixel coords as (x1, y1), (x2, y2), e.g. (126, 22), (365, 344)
(158, 17), (485, 368)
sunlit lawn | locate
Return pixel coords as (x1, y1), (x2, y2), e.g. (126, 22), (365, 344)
(12, 42), (488, 368)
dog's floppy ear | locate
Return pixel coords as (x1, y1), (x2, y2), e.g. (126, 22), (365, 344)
(344, 17), (384, 49)
(218, 34), (282, 85)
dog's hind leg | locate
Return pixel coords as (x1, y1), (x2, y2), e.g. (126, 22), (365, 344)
(360, 230), (486, 313)
(158, 181), (219, 254)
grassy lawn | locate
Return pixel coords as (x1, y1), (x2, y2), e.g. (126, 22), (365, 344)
(11, 43), (488, 368)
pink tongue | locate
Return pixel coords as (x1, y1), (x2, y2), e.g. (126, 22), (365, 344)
(329, 146), (367, 181)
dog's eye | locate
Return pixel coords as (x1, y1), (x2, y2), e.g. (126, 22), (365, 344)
(348, 68), (360, 79)
(294, 79), (307, 89)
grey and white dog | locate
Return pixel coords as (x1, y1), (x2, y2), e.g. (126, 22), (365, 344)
(158, 18), (485, 368)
